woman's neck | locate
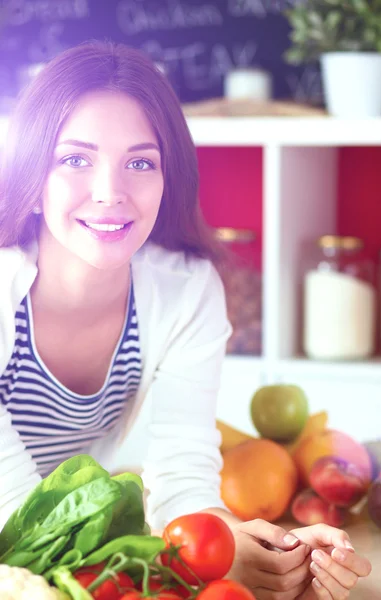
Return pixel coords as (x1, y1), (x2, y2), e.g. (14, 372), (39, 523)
(31, 236), (130, 319)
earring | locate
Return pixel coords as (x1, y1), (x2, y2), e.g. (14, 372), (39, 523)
(32, 205), (42, 214)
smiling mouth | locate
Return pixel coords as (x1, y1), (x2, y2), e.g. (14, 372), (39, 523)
(77, 220), (130, 232)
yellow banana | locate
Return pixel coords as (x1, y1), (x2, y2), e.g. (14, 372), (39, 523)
(216, 419), (256, 454)
(285, 411), (329, 455)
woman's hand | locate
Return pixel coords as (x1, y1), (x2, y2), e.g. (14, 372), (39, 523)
(290, 524), (372, 599)
(227, 519), (312, 599)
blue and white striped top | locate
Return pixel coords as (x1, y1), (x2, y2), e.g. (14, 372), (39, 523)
(0, 286), (142, 477)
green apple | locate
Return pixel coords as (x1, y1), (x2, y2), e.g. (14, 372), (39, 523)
(250, 384), (309, 442)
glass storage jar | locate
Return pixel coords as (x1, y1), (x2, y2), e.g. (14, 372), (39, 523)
(216, 227), (262, 355)
(303, 235), (376, 360)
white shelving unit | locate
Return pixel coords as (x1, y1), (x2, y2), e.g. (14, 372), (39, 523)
(189, 116), (381, 445)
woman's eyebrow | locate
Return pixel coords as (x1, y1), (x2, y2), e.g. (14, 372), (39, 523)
(57, 139), (160, 153)
(57, 139), (98, 151)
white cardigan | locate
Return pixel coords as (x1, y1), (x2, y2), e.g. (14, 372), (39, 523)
(0, 241), (231, 530)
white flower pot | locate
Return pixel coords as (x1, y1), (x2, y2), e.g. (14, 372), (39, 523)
(321, 52), (381, 117)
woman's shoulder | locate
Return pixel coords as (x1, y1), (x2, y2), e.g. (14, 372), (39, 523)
(0, 243), (38, 308)
(131, 242), (224, 319)
(134, 241), (217, 282)
(0, 242), (38, 271)
(0, 244), (28, 266)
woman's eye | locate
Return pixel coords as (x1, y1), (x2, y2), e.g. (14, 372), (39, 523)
(61, 155), (89, 168)
(127, 159), (154, 171)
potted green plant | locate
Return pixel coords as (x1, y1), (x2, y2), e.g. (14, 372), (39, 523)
(284, 0), (381, 117)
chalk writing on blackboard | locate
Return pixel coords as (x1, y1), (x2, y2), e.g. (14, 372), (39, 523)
(0, 0), (322, 105)
(116, 0), (223, 36)
(142, 39), (257, 91)
(286, 65), (323, 102)
(4, 0), (89, 26)
(227, 0), (298, 18)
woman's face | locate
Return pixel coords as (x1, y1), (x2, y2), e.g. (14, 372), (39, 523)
(40, 90), (164, 270)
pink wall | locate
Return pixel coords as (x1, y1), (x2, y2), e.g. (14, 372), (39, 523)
(197, 146), (262, 230)
(337, 147), (381, 262)
(198, 146), (381, 268)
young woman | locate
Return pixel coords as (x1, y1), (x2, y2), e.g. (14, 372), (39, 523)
(0, 41), (371, 598)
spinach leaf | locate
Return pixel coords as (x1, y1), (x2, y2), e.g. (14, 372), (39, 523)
(25, 535), (70, 574)
(15, 526), (72, 553)
(104, 478), (145, 542)
(19, 461), (109, 530)
(0, 455), (153, 580)
(24, 477), (121, 546)
(4, 548), (45, 568)
(57, 549), (83, 570)
(143, 522), (151, 535)
(3, 476), (121, 562)
(4, 533), (70, 573)
(112, 471), (144, 491)
(73, 508), (113, 555)
(0, 455), (107, 554)
(81, 535), (165, 567)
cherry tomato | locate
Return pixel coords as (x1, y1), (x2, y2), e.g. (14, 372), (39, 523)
(139, 576), (191, 599)
(74, 568), (134, 600)
(197, 580), (256, 600)
(120, 592), (182, 600)
(162, 513), (235, 584)
(76, 562), (106, 573)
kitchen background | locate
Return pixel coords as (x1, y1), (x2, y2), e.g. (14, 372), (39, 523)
(1, 0), (381, 531)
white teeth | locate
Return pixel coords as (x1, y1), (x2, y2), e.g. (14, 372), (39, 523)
(84, 222), (125, 231)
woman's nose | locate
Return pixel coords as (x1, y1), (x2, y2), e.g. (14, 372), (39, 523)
(91, 166), (126, 205)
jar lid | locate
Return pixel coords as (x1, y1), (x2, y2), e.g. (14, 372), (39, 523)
(317, 235), (364, 250)
(214, 227), (256, 242)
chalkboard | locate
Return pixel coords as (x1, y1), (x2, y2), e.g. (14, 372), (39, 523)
(0, 0), (323, 105)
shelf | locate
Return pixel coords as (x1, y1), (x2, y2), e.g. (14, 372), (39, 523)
(187, 116), (381, 147)
(223, 354), (381, 382)
(2, 114), (381, 148)
(272, 357), (381, 382)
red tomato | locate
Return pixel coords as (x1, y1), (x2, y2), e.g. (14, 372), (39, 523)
(120, 592), (182, 600)
(136, 575), (191, 598)
(197, 580), (256, 600)
(74, 569), (134, 600)
(138, 576), (191, 599)
(76, 562), (106, 573)
(162, 513), (235, 584)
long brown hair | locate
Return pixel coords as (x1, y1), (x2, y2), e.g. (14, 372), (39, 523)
(0, 40), (224, 265)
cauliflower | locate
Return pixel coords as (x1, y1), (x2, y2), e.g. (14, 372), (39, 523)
(0, 565), (70, 600)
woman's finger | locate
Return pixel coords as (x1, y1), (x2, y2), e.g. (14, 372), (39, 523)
(253, 580), (310, 600)
(311, 577), (334, 599)
(256, 555), (311, 591)
(290, 524), (354, 552)
(311, 549), (358, 590)
(251, 541), (310, 574)
(240, 518), (301, 551)
(331, 547), (372, 578)
(311, 558), (352, 598)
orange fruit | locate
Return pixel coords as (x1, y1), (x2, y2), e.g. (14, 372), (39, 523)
(293, 429), (372, 487)
(220, 438), (298, 522)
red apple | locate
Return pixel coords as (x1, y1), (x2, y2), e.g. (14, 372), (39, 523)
(368, 477), (381, 529)
(309, 455), (369, 507)
(291, 488), (347, 527)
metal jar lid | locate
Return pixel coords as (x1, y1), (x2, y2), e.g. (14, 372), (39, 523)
(214, 227), (256, 243)
(317, 235), (364, 251)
